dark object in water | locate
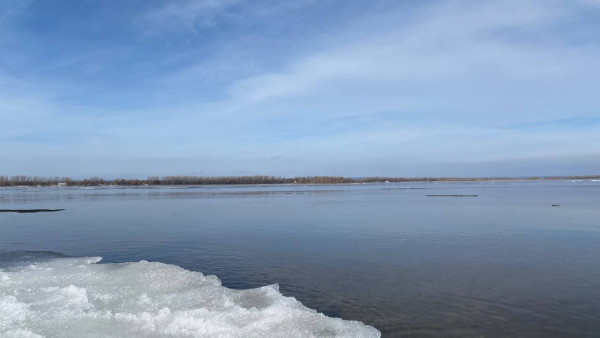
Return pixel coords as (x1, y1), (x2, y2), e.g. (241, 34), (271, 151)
(552, 204), (560, 207)
(0, 209), (65, 213)
(426, 194), (478, 197)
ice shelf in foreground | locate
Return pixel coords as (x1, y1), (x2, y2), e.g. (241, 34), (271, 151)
(0, 251), (380, 338)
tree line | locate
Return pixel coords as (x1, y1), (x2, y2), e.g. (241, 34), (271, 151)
(0, 175), (598, 187)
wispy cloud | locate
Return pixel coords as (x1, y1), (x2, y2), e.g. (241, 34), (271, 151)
(224, 0), (599, 122)
(0, 0), (31, 25)
(141, 0), (246, 33)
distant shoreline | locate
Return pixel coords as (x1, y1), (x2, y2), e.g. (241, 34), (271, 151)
(1, 175), (599, 187)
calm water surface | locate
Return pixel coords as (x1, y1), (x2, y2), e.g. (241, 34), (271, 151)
(1, 180), (599, 337)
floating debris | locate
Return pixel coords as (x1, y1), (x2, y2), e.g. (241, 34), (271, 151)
(0, 209), (65, 213)
(426, 194), (478, 197)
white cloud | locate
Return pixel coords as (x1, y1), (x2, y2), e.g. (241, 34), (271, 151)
(226, 0), (596, 113)
(141, 0), (245, 33)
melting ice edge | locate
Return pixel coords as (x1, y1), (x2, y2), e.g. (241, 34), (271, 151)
(0, 251), (379, 338)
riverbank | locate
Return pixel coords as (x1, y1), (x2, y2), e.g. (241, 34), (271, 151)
(1, 175), (599, 187)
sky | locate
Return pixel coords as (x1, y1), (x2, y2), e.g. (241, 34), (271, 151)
(1, 0), (599, 178)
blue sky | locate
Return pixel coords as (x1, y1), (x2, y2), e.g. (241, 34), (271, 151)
(1, 0), (599, 178)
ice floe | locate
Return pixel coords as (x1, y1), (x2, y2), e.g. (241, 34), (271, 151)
(0, 251), (379, 338)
